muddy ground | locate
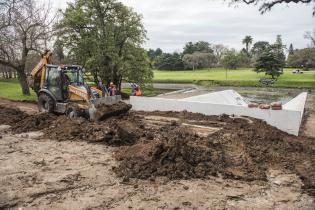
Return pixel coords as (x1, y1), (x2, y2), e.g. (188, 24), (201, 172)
(0, 99), (315, 209)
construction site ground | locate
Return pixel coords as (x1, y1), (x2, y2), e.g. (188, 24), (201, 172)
(0, 95), (315, 210)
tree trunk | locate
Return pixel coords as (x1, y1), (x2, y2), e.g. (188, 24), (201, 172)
(118, 76), (123, 92)
(4, 71), (8, 79)
(17, 68), (30, 95)
(8, 70), (12, 78)
(91, 69), (99, 85)
(113, 75), (120, 92)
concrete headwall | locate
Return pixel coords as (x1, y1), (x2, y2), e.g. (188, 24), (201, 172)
(130, 92), (308, 136)
(283, 92), (308, 118)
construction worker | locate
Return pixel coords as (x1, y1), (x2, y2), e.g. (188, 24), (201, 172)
(134, 85), (142, 96)
(108, 82), (117, 96)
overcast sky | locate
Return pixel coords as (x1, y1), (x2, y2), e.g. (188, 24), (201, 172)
(52, 0), (314, 52)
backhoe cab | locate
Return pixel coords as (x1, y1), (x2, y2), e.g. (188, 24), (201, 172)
(29, 51), (122, 120)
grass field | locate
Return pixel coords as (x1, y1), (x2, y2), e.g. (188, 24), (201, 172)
(0, 78), (171, 101)
(1, 68), (314, 101)
(153, 68), (315, 89)
(0, 79), (37, 101)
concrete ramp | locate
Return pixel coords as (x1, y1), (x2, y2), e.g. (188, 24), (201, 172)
(130, 91), (308, 136)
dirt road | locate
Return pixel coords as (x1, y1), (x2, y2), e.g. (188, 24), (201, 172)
(0, 98), (37, 114)
(0, 99), (314, 209)
(1, 130), (314, 209)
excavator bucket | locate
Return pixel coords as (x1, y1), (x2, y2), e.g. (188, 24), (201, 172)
(88, 95), (132, 121)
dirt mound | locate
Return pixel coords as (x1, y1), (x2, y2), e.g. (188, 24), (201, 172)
(114, 127), (221, 179)
(0, 105), (58, 133)
(0, 105), (29, 125)
(95, 102), (132, 121)
(113, 116), (315, 196)
(43, 117), (140, 146)
(43, 116), (109, 142)
(11, 113), (58, 134)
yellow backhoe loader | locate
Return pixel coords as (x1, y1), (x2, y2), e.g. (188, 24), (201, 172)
(28, 50), (129, 120)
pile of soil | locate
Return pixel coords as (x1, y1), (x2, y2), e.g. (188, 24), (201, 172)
(43, 116), (140, 146)
(114, 127), (221, 179)
(43, 116), (109, 142)
(0, 105), (57, 133)
(95, 102), (132, 121)
(0, 105), (29, 125)
(11, 113), (58, 134)
(113, 115), (315, 196)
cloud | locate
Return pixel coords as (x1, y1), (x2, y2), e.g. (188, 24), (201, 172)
(53, 0), (315, 52)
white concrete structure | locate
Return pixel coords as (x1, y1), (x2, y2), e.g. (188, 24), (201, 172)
(130, 90), (308, 136)
(283, 92), (308, 119)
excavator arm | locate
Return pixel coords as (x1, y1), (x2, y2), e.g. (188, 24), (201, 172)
(31, 50), (53, 77)
(29, 50), (53, 91)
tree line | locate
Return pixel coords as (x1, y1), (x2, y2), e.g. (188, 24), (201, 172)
(148, 33), (315, 78)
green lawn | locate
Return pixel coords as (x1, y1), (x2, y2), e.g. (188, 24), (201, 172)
(1, 68), (314, 102)
(153, 68), (315, 89)
(0, 78), (172, 101)
(0, 79), (37, 101)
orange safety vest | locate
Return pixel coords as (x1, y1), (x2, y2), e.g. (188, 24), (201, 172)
(135, 89), (141, 96)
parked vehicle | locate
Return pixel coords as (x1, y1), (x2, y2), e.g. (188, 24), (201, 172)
(292, 69), (304, 74)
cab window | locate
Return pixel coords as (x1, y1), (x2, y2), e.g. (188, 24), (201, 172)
(47, 67), (60, 86)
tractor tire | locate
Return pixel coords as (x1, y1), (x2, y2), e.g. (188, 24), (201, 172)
(38, 93), (55, 113)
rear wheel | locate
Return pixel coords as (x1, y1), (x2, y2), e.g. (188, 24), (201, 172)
(38, 93), (55, 113)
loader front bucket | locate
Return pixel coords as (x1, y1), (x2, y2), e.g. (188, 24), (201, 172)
(89, 96), (132, 121)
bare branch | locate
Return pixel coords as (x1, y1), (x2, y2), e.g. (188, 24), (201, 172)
(229, 0), (315, 15)
(304, 30), (315, 47)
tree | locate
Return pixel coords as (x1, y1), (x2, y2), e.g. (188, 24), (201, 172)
(120, 44), (153, 84)
(272, 35), (286, 66)
(251, 41), (270, 62)
(254, 47), (284, 79)
(220, 49), (240, 69)
(0, 0), (56, 95)
(229, 0), (315, 15)
(288, 43), (294, 56)
(183, 52), (216, 70)
(183, 41), (213, 54)
(155, 48), (163, 57)
(59, 0), (152, 90)
(52, 38), (65, 64)
(147, 48), (163, 66)
(155, 53), (184, 70)
(182, 54), (199, 70)
(304, 30), (315, 47)
(287, 48), (315, 68)
(213, 44), (228, 62)
(238, 50), (251, 67)
(0, 65), (16, 79)
(242, 35), (253, 55)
